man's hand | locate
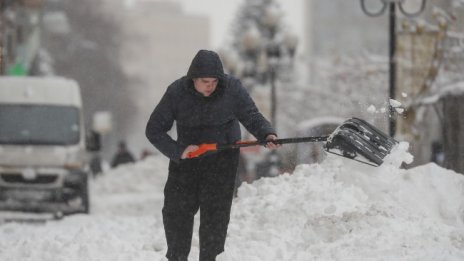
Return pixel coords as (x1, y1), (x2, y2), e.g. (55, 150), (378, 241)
(265, 134), (280, 149)
(181, 145), (199, 159)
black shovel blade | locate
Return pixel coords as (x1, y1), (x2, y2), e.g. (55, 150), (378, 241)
(324, 117), (398, 166)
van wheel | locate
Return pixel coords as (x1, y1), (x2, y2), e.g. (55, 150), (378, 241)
(64, 171), (90, 214)
(79, 174), (90, 214)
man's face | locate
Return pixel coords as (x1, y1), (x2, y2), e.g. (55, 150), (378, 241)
(193, 78), (218, 97)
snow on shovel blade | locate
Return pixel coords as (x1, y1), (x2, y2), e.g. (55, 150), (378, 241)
(324, 117), (398, 166)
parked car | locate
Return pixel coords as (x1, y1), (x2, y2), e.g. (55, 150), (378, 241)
(295, 116), (344, 165)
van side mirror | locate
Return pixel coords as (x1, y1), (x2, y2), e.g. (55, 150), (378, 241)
(86, 131), (101, 152)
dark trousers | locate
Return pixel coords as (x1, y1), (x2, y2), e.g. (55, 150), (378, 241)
(163, 149), (239, 261)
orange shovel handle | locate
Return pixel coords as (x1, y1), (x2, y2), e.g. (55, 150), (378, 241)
(187, 144), (217, 159)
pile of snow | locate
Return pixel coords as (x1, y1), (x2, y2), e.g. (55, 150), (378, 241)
(219, 143), (464, 261)
(1, 143), (464, 261)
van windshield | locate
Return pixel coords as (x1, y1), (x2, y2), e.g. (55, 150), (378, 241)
(0, 104), (80, 145)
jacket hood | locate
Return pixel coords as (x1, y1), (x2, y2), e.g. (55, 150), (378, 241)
(187, 50), (226, 80)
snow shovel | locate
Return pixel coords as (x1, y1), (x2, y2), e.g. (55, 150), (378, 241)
(187, 117), (398, 167)
(324, 117), (398, 166)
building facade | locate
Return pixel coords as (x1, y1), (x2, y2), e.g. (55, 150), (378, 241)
(106, 0), (211, 155)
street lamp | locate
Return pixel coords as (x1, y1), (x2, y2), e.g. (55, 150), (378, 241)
(360, 0), (426, 137)
(248, 8), (298, 177)
(243, 7), (298, 128)
(220, 5), (298, 177)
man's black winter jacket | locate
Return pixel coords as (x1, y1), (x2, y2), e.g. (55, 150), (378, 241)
(145, 50), (275, 162)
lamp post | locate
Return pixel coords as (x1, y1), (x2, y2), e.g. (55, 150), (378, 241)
(360, 0), (426, 137)
(220, 5), (298, 177)
(237, 10), (298, 128)
(251, 8), (298, 177)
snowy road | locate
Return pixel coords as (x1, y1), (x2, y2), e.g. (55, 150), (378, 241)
(0, 156), (171, 261)
(1, 144), (464, 261)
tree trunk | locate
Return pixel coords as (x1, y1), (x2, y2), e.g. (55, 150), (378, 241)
(442, 94), (464, 174)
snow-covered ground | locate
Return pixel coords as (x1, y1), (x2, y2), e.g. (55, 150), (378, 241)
(1, 143), (464, 261)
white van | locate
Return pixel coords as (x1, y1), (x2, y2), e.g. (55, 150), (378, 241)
(0, 77), (99, 215)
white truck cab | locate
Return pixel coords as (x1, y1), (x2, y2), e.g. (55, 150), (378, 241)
(0, 77), (99, 215)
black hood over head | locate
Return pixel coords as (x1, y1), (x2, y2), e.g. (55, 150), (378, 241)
(187, 50), (226, 80)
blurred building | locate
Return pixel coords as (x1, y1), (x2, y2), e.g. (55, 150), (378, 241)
(302, 0), (464, 167)
(103, 0), (210, 154)
(303, 0), (461, 85)
(305, 0), (387, 59)
(0, 0), (44, 75)
(304, 0), (388, 84)
(299, 0), (390, 134)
